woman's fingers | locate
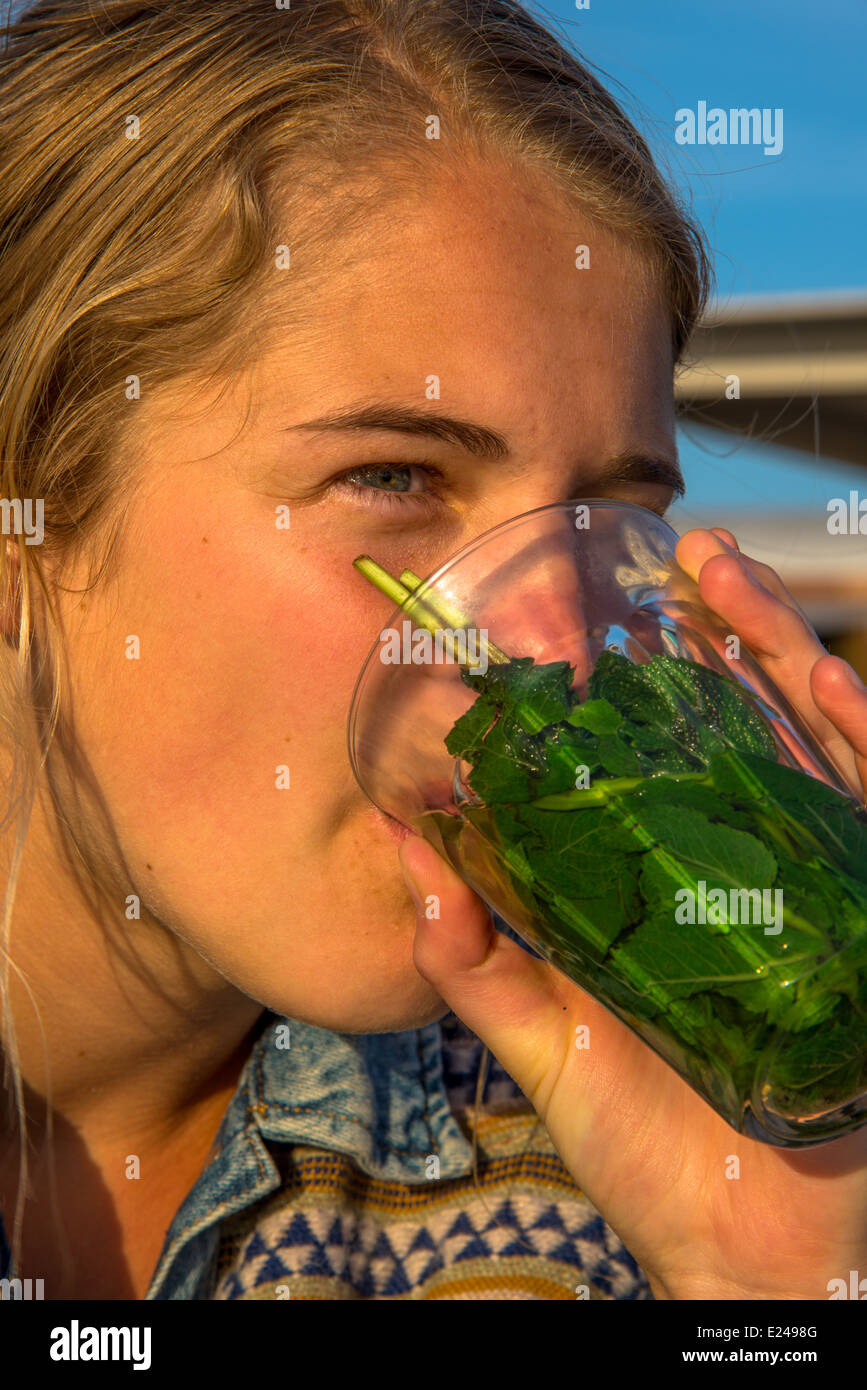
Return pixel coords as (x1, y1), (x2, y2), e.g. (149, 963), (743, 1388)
(809, 654), (867, 801)
(708, 526), (740, 554)
(398, 831), (603, 1116)
(678, 528), (811, 620)
(675, 529), (864, 790)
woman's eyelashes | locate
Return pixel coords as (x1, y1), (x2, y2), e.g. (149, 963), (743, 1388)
(328, 460), (675, 522)
(331, 462), (446, 512)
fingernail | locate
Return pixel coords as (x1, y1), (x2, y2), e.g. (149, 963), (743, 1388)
(842, 662), (866, 692)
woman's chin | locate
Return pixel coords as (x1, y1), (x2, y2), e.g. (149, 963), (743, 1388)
(340, 982), (453, 1035)
(262, 977), (452, 1036)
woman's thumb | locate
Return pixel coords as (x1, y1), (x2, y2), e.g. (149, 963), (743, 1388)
(396, 831), (572, 1101)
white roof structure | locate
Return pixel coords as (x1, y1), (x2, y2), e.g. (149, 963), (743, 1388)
(672, 292), (867, 635)
(676, 290), (867, 468)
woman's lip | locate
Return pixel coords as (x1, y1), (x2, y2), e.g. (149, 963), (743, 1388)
(368, 806), (412, 843)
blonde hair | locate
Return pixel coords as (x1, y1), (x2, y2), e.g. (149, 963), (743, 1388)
(0, 0), (710, 1278)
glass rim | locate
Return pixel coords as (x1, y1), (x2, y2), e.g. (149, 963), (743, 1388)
(345, 495), (680, 787)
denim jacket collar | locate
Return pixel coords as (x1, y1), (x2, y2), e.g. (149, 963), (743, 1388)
(144, 1012), (477, 1297)
(1, 1013), (477, 1299)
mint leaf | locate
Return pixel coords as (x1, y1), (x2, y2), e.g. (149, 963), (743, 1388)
(430, 646), (867, 1133)
(463, 655), (574, 731)
(630, 805), (778, 897)
(566, 698), (623, 734)
(618, 775), (756, 830)
(443, 695), (498, 758)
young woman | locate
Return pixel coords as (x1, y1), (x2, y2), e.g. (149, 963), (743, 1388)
(1, 0), (864, 1301)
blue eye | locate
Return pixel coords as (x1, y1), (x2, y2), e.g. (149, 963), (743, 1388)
(334, 463), (443, 511)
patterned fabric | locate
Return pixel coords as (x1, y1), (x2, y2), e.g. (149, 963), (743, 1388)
(0, 1002), (652, 1300)
(211, 1123), (650, 1301)
(209, 1014), (651, 1300)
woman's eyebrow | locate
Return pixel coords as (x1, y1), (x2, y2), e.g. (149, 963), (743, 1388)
(599, 451), (686, 499)
(284, 402), (509, 459)
(284, 402), (685, 496)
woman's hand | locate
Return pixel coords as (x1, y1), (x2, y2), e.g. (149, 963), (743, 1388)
(397, 526), (867, 1301)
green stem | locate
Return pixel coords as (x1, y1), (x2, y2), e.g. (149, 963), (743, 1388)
(530, 770), (709, 809)
(715, 750), (829, 861)
(354, 555), (513, 673)
(399, 570), (509, 664)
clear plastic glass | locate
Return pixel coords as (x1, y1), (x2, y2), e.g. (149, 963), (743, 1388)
(347, 499), (867, 1147)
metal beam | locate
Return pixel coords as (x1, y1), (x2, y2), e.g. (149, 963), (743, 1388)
(675, 291), (867, 467)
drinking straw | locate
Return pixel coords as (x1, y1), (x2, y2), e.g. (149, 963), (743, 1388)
(353, 555), (510, 667)
(397, 569), (478, 630)
(399, 569), (510, 666)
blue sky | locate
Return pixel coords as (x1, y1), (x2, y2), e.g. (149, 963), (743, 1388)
(541, 0), (865, 296)
(538, 0), (866, 516)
